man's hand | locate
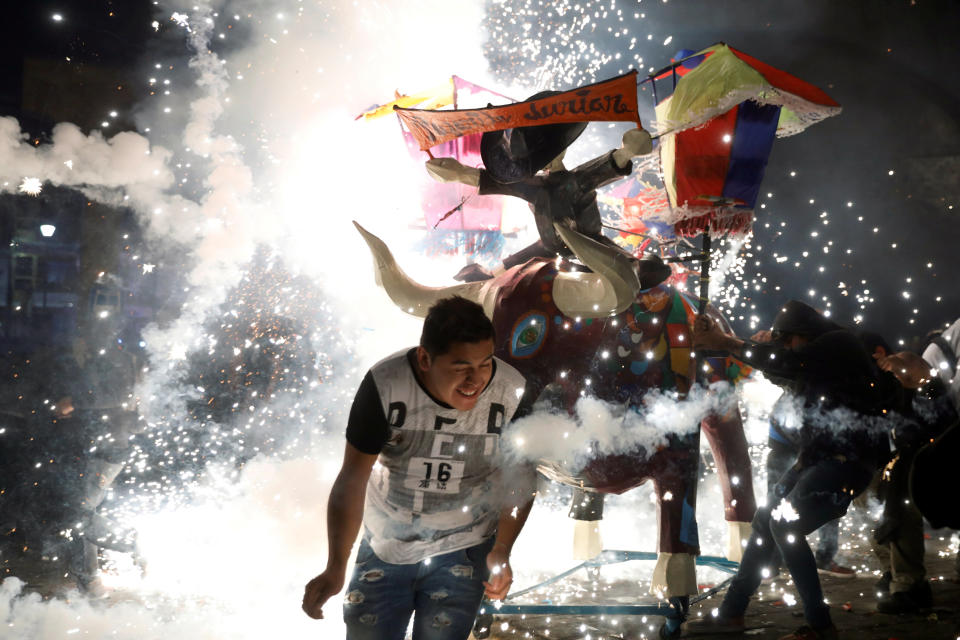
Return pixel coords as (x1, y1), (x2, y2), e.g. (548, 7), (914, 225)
(750, 330), (773, 343)
(693, 315), (738, 352)
(875, 351), (932, 389)
(54, 396), (75, 418)
(425, 158), (480, 186)
(621, 127), (653, 156)
(302, 568), (346, 620)
(613, 128), (654, 168)
(482, 543), (513, 600)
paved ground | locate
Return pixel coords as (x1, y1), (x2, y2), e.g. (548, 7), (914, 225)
(477, 536), (960, 640)
(2, 530), (957, 639)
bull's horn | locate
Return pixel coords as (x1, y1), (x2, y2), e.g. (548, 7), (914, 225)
(552, 223), (641, 318)
(353, 221), (493, 318)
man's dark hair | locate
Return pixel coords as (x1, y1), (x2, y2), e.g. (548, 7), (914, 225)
(420, 296), (494, 356)
(857, 329), (892, 358)
(771, 300), (843, 341)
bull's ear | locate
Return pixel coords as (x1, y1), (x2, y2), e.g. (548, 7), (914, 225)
(553, 224), (640, 316)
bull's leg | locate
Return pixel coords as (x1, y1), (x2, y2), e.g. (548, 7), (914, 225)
(701, 407), (756, 561)
(650, 444), (699, 600)
(568, 488), (604, 561)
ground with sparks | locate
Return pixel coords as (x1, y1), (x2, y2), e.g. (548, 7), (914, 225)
(1, 471), (958, 639)
(480, 536), (960, 640)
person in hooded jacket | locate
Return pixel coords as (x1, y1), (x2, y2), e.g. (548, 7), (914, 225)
(871, 317), (960, 612)
(763, 329), (893, 583)
(686, 300), (903, 640)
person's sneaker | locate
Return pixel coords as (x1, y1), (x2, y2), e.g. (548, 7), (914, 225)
(778, 625), (839, 640)
(681, 614), (746, 635)
(874, 570), (892, 594)
(816, 561), (856, 578)
(877, 581), (933, 614)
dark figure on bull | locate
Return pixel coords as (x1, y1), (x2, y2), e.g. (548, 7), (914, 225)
(354, 221), (759, 637)
(871, 317), (960, 613)
(424, 101), (653, 281)
(688, 300), (904, 640)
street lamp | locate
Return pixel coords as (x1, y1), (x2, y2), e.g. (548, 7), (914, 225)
(39, 224), (56, 238)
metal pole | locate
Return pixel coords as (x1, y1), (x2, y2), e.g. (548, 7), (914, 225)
(669, 230), (711, 635)
(698, 233), (711, 318)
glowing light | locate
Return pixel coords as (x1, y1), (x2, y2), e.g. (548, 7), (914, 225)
(771, 500), (800, 522)
(18, 177), (43, 195)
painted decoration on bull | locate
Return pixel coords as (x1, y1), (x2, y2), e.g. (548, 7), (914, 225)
(511, 312), (548, 359)
(676, 289), (753, 384)
(649, 43), (841, 238)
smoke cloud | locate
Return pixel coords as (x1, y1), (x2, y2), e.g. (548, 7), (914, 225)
(505, 382), (738, 469)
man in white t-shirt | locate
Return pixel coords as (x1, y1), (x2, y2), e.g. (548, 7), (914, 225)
(302, 296), (535, 639)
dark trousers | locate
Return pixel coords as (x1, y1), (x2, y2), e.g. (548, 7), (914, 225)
(720, 457), (873, 629)
(767, 438), (840, 567)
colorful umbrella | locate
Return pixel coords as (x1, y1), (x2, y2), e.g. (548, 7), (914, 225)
(651, 43), (841, 237)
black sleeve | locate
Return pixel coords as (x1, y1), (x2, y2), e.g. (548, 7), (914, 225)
(345, 371), (390, 454)
(478, 170), (541, 204)
(745, 331), (888, 415)
(571, 150), (633, 191)
(735, 339), (805, 382)
(910, 383), (959, 440)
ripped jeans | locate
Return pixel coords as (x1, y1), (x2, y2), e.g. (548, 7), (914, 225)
(720, 457), (873, 630)
(343, 535), (493, 640)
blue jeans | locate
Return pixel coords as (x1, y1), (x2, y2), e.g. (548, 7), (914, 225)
(343, 535), (494, 640)
(720, 458), (873, 629)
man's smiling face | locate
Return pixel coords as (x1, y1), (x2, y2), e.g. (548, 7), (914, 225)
(416, 339), (495, 411)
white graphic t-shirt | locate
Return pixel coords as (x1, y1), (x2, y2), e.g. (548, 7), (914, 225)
(346, 348), (529, 564)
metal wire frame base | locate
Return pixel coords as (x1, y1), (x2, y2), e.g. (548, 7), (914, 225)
(479, 550), (738, 617)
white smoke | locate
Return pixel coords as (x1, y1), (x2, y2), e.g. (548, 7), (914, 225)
(0, 457), (348, 639)
(505, 382), (738, 468)
(0, 0), (506, 634)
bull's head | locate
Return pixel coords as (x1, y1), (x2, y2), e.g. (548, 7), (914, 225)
(352, 221), (641, 319)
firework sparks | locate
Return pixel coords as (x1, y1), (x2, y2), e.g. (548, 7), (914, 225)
(18, 177), (43, 195)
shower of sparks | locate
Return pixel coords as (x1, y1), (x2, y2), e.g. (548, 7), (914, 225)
(18, 177), (43, 195)
(483, 0), (951, 343)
